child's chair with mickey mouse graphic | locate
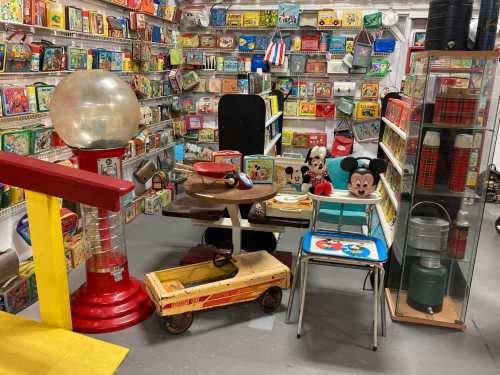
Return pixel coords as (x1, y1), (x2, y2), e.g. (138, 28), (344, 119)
(286, 162), (388, 351)
(318, 157), (369, 231)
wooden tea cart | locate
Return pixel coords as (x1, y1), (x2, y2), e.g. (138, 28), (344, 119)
(146, 251), (290, 334)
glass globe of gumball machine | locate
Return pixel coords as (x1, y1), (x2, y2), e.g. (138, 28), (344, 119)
(50, 70), (153, 333)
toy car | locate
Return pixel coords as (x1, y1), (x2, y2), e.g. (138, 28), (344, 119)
(145, 250), (290, 334)
(318, 10), (341, 26)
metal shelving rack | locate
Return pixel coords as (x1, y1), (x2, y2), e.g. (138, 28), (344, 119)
(0, 0), (178, 243)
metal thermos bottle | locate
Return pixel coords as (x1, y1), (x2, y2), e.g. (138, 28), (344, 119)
(417, 131), (440, 190)
(449, 134), (473, 192)
(448, 208), (470, 259)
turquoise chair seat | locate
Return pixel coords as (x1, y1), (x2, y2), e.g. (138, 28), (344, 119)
(318, 208), (367, 226)
(319, 157), (367, 226)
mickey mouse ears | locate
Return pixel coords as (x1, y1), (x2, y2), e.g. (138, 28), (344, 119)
(340, 156), (387, 174)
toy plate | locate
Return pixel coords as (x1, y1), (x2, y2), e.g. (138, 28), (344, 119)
(194, 162), (236, 178)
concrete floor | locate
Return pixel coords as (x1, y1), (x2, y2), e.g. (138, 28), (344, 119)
(23, 204), (500, 375)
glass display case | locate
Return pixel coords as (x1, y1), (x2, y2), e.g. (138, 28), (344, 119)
(382, 51), (500, 329)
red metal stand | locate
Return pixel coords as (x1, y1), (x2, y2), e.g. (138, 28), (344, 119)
(70, 148), (153, 333)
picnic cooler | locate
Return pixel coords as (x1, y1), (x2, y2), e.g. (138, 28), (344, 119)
(432, 89), (479, 126)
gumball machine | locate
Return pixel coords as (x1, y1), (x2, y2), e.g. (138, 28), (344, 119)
(50, 70), (153, 333)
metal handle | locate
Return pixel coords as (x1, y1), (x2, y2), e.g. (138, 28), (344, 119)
(410, 201), (451, 224)
(278, 208), (302, 212)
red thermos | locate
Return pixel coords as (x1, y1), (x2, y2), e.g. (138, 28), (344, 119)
(448, 208), (470, 259)
(449, 134), (473, 192)
(417, 131), (440, 190)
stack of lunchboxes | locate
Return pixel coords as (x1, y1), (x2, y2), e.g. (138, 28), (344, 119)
(0, 125), (53, 156)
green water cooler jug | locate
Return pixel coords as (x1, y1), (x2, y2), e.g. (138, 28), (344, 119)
(407, 256), (448, 314)
(406, 201), (451, 314)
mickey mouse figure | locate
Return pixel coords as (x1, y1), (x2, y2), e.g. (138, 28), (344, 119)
(302, 146), (333, 196)
(340, 157), (387, 197)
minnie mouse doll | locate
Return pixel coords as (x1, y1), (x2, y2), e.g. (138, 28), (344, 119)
(340, 157), (387, 197)
(302, 146), (333, 196)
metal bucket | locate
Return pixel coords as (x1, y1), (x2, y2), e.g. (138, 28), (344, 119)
(408, 201), (451, 252)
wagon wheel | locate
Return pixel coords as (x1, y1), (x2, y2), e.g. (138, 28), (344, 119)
(259, 287), (283, 313)
(161, 312), (194, 335)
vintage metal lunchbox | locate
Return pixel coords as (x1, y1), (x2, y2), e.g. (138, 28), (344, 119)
(244, 154), (275, 184)
(30, 125), (53, 154)
(1, 129), (31, 155)
(275, 155), (309, 192)
(213, 150), (242, 172)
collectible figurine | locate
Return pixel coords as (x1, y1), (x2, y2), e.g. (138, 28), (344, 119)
(302, 146), (333, 196)
(340, 157), (387, 197)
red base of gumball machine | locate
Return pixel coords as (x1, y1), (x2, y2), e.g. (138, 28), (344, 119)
(70, 257), (153, 333)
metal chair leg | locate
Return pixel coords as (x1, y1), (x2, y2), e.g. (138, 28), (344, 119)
(297, 259), (309, 339)
(286, 238), (303, 323)
(373, 266), (378, 351)
(379, 267), (387, 337)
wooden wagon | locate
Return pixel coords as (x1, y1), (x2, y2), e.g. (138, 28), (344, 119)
(145, 251), (290, 334)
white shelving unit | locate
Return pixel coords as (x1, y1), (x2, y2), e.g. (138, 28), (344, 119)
(380, 174), (399, 210)
(376, 203), (394, 247)
(265, 112), (283, 127)
(379, 142), (403, 175)
(264, 134), (282, 155)
(382, 117), (407, 141)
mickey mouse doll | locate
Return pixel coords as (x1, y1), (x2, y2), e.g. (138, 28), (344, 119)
(302, 146), (333, 196)
(340, 157), (387, 197)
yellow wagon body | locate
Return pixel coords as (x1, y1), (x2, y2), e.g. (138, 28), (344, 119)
(146, 251), (290, 317)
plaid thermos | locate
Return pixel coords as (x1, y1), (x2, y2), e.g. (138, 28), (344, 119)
(448, 208), (470, 259)
(475, 0), (500, 51)
(417, 131), (440, 190)
(449, 134), (473, 192)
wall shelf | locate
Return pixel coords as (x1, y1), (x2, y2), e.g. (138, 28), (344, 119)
(0, 201), (26, 222)
(139, 96), (171, 103)
(206, 25), (392, 33)
(31, 146), (73, 163)
(123, 142), (176, 166)
(284, 116), (329, 121)
(0, 20), (172, 47)
(0, 113), (49, 127)
(78, 0), (176, 25)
